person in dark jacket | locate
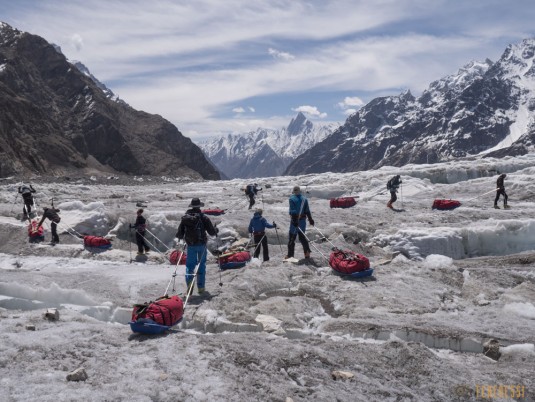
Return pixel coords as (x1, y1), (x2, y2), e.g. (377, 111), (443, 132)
(245, 183), (262, 209)
(285, 186), (313, 260)
(176, 198), (218, 295)
(386, 175), (402, 209)
(37, 206), (61, 243)
(133, 208), (150, 255)
(248, 208), (276, 262)
(18, 184), (36, 219)
(494, 173), (509, 209)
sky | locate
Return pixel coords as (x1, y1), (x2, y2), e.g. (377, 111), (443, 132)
(2, 0), (535, 141)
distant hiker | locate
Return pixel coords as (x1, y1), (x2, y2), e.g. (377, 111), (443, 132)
(386, 175), (402, 209)
(248, 208), (276, 262)
(176, 198), (218, 295)
(37, 206), (61, 244)
(245, 183), (262, 209)
(18, 184), (36, 219)
(494, 173), (509, 209)
(133, 208), (150, 255)
(285, 186), (313, 260)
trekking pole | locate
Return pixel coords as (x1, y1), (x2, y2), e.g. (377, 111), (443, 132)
(464, 188), (499, 203)
(216, 235), (223, 287)
(163, 242), (187, 296)
(400, 183), (404, 209)
(297, 227), (329, 262)
(9, 193), (19, 213)
(274, 224), (283, 253)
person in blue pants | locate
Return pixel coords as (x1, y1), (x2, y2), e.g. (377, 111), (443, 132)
(285, 186), (314, 259)
(176, 198), (218, 295)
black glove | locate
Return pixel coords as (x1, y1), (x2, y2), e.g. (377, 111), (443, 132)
(272, 222), (277, 228)
(308, 218), (315, 226)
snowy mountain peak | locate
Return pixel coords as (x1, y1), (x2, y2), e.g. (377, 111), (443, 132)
(71, 60), (127, 105)
(287, 112), (312, 136)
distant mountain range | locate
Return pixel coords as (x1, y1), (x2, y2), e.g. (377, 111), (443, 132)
(0, 22), (219, 179)
(286, 39), (535, 175)
(199, 112), (338, 178)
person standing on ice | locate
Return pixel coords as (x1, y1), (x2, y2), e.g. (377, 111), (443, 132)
(248, 208), (276, 262)
(133, 208), (150, 255)
(386, 175), (402, 209)
(245, 183), (262, 209)
(176, 198), (218, 295)
(37, 206), (61, 244)
(494, 173), (509, 209)
(285, 185), (313, 260)
(18, 183), (36, 220)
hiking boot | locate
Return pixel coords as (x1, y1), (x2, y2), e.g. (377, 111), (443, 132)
(494, 205), (500, 209)
(304, 251), (311, 259)
(144, 249), (150, 253)
(137, 251), (144, 255)
(504, 205), (511, 209)
(386, 201), (393, 209)
(198, 287), (205, 294)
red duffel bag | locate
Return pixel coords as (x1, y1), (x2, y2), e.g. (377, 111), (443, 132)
(83, 235), (112, 249)
(169, 249), (187, 265)
(28, 220), (44, 240)
(202, 208), (226, 216)
(131, 295), (184, 327)
(330, 197), (357, 208)
(329, 248), (370, 274)
(432, 199), (461, 210)
(218, 250), (251, 269)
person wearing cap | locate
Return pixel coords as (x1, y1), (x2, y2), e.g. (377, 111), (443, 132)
(494, 173), (509, 209)
(176, 198), (218, 295)
(248, 208), (276, 262)
(133, 208), (150, 255)
(37, 206), (61, 244)
(286, 185), (314, 260)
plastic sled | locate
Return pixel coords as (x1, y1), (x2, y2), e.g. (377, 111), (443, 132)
(129, 317), (182, 334)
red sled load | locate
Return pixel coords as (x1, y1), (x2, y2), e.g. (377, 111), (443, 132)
(432, 199), (461, 210)
(329, 248), (373, 278)
(129, 295), (184, 334)
(27, 220), (45, 243)
(330, 197), (357, 209)
(201, 208), (226, 216)
(218, 249), (251, 270)
(169, 249), (187, 265)
(83, 235), (112, 250)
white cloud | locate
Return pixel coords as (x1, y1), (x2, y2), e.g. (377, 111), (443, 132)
(338, 96), (364, 108)
(268, 48), (295, 61)
(343, 108), (357, 116)
(69, 33), (83, 51)
(292, 105), (327, 118)
(248, 106), (255, 112)
(232, 107), (245, 113)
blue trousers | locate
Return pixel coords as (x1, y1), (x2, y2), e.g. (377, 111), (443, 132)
(185, 244), (207, 289)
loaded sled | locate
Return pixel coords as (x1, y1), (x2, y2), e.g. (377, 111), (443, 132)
(129, 295), (184, 334)
(329, 248), (374, 278)
(432, 199), (461, 210)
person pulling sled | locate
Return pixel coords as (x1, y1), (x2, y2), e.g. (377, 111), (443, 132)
(18, 184), (36, 220)
(494, 173), (509, 209)
(176, 198), (218, 295)
(248, 208), (276, 262)
(386, 175), (402, 209)
(285, 186), (314, 260)
(245, 183), (262, 209)
(132, 208), (150, 255)
(37, 206), (61, 244)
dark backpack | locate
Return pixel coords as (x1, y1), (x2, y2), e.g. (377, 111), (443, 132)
(386, 179), (392, 190)
(181, 213), (205, 245)
(245, 184), (254, 195)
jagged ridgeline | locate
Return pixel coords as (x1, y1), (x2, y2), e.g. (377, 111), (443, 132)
(286, 39), (535, 175)
(0, 22), (219, 179)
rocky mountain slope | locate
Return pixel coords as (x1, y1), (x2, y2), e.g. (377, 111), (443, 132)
(286, 39), (535, 175)
(200, 112), (338, 178)
(0, 22), (219, 179)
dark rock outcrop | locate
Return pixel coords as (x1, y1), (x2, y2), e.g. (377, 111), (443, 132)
(0, 22), (219, 179)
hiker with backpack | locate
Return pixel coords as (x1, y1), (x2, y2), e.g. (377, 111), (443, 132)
(494, 173), (509, 209)
(248, 208), (277, 262)
(176, 198), (218, 295)
(285, 185), (313, 260)
(18, 183), (36, 220)
(132, 208), (150, 255)
(386, 175), (402, 209)
(37, 206), (61, 244)
(245, 183), (262, 209)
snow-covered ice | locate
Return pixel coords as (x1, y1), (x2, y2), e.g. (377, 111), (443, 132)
(0, 154), (534, 401)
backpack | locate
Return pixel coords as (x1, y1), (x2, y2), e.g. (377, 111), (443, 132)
(181, 213), (205, 245)
(245, 184), (254, 195)
(386, 179), (392, 190)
